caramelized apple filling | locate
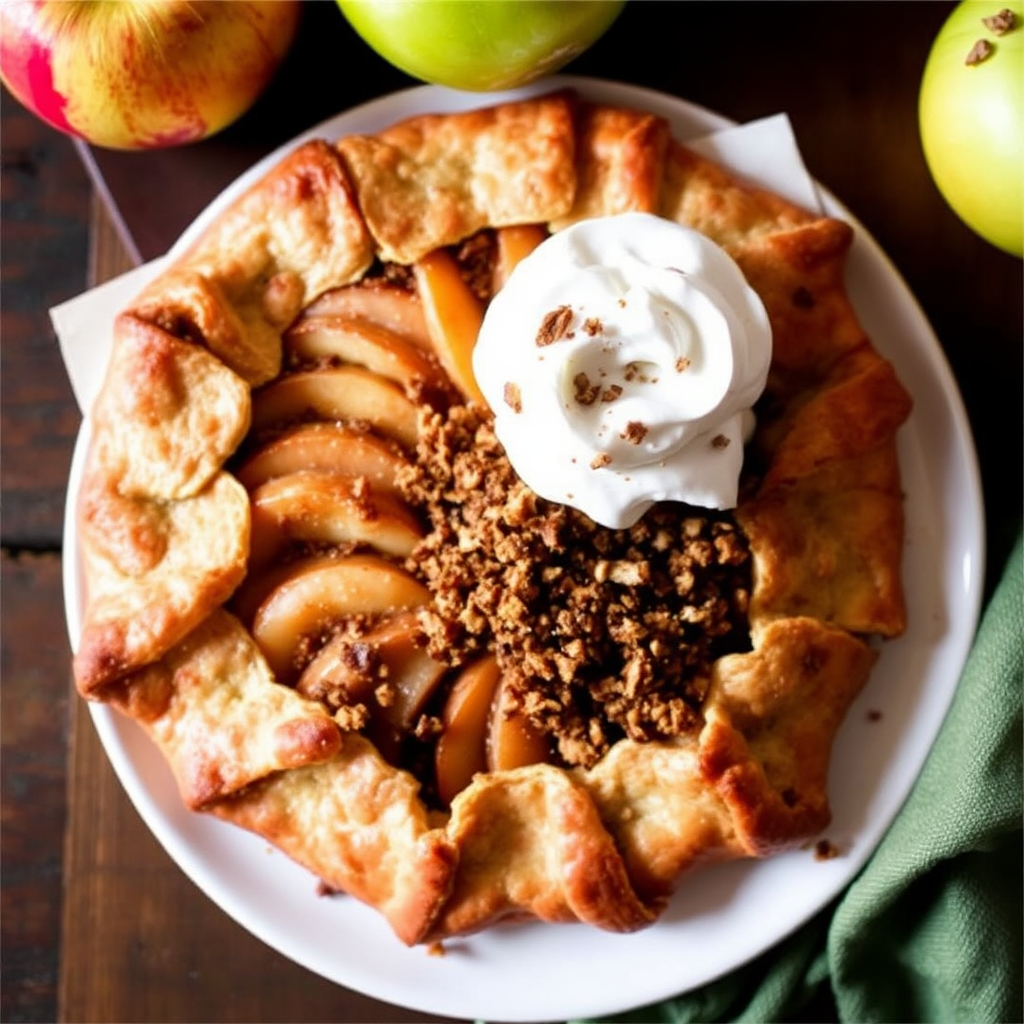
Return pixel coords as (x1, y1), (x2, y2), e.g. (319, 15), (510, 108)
(231, 228), (753, 805)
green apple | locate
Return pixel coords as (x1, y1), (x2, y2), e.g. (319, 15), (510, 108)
(336, 0), (625, 92)
(918, 0), (1023, 257)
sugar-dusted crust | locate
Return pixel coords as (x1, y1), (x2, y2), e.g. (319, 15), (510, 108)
(75, 319), (253, 694)
(75, 468), (250, 697)
(582, 616), (878, 898)
(550, 100), (670, 231)
(427, 763), (659, 939)
(337, 90), (578, 264)
(209, 735), (458, 946)
(107, 609), (342, 808)
(130, 139), (376, 386)
(727, 219), (911, 636)
(660, 138), (817, 247)
(72, 91), (912, 945)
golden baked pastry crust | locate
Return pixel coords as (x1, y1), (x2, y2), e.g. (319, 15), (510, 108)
(550, 100), (670, 230)
(130, 139), (377, 386)
(336, 91), (578, 265)
(72, 90), (911, 945)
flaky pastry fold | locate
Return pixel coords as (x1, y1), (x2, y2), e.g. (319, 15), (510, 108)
(550, 100), (670, 231)
(107, 609), (342, 809)
(129, 139), (376, 386)
(583, 616), (877, 899)
(209, 736), (458, 946)
(337, 91), (578, 264)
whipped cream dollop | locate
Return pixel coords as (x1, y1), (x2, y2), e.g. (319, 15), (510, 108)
(472, 213), (772, 529)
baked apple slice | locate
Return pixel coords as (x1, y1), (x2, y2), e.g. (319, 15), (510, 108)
(249, 367), (419, 449)
(248, 470), (423, 567)
(486, 672), (550, 773)
(300, 279), (432, 350)
(296, 609), (446, 733)
(431, 656), (550, 805)
(492, 224), (547, 291)
(435, 655), (500, 806)
(233, 422), (410, 493)
(285, 315), (450, 399)
(413, 248), (486, 406)
(251, 554), (431, 682)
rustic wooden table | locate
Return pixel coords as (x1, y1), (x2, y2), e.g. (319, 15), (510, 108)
(3, 4), (1021, 1022)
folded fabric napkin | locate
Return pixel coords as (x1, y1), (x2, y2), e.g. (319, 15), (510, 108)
(587, 528), (1023, 1024)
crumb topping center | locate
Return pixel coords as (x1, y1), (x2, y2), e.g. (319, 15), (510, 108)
(401, 403), (754, 769)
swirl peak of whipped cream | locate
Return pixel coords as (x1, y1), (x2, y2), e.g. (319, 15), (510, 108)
(472, 213), (772, 530)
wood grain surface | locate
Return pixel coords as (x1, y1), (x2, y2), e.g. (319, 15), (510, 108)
(1, 86), (90, 1024)
(2, 3), (1021, 1023)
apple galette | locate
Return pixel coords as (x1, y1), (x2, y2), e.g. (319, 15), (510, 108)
(72, 89), (912, 945)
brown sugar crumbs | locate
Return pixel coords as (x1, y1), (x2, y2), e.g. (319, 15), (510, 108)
(814, 839), (840, 861)
(966, 38), (994, 64)
(400, 403), (753, 768)
(624, 362), (657, 384)
(503, 381), (523, 413)
(621, 421), (648, 445)
(574, 374), (624, 406)
(982, 8), (1016, 33)
(573, 372), (601, 406)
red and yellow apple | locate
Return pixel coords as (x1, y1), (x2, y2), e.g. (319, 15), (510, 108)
(0, 0), (302, 150)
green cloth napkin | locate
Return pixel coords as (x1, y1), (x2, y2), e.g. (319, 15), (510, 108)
(586, 528), (1023, 1024)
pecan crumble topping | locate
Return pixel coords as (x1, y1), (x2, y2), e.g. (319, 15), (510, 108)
(536, 305), (575, 346)
(966, 38), (994, 64)
(813, 839), (840, 861)
(573, 372), (601, 405)
(624, 362), (657, 384)
(503, 381), (523, 413)
(400, 403), (753, 768)
(621, 421), (649, 445)
(295, 621), (382, 719)
(982, 8), (1016, 33)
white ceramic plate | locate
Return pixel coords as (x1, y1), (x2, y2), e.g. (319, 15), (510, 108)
(63, 79), (985, 1022)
